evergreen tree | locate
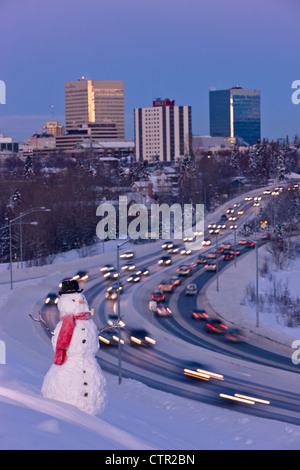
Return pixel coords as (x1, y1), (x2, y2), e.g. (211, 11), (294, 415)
(153, 155), (163, 171)
(10, 188), (21, 207)
(277, 147), (286, 181)
(230, 144), (240, 174)
(23, 154), (34, 179)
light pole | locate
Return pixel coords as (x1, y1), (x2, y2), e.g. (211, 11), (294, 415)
(246, 237), (259, 328)
(230, 224), (238, 267)
(116, 239), (131, 385)
(18, 207), (51, 268)
(9, 220), (38, 289)
(7, 207), (51, 289)
(209, 227), (220, 291)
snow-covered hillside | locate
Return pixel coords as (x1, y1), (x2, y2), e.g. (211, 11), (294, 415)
(0, 237), (300, 450)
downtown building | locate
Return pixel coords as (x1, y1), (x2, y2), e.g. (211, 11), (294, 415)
(134, 98), (192, 162)
(65, 78), (125, 140)
(209, 86), (260, 146)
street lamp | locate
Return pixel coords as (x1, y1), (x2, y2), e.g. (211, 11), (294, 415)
(245, 236), (259, 328)
(116, 239), (132, 385)
(7, 207), (51, 289)
(209, 227), (220, 291)
(9, 221), (38, 289)
(18, 207), (51, 268)
(230, 224), (238, 267)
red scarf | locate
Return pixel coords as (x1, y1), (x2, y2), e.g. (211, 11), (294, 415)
(54, 312), (90, 365)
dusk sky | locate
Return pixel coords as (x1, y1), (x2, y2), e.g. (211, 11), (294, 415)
(0, 0), (299, 142)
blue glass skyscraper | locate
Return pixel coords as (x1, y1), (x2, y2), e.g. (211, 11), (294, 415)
(209, 87), (261, 146)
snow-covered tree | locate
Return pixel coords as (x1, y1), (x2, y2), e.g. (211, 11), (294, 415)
(23, 154), (34, 179)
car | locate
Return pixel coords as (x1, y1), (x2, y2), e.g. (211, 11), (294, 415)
(223, 251), (233, 261)
(197, 255), (207, 264)
(231, 249), (241, 256)
(205, 319), (228, 334)
(72, 270), (89, 282)
(226, 208), (234, 214)
(159, 280), (174, 293)
(105, 284), (123, 300)
(170, 276), (181, 286)
(129, 329), (156, 347)
(168, 244), (180, 254)
(161, 240), (174, 249)
(45, 292), (59, 306)
(135, 267), (149, 276)
(245, 196), (252, 201)
(202, 239), (211, 246)
(177, 265), (192, 276)
(237, 210), (244, 215)
(220, 214), (227, 221)
(183, 362), (224, 382)
(245, 241), (255, 248)
(103, 269), (120, 280)
(221, 243), (232, 250)
(121, 263), (136, 271)
(58, 276), (72, 288)
(207, 252), (217, 259)
(192, 308), (209, 321)
(180, 248), (192, 255)
(120, 251), (134, 259)
(100, 264), (114, 273)
(99, 328), (124, 346)
(228, 216), (237, 221)
(253, 202), (260, 207)
(126, 273), (141, 283)
(217, 223), (227, 230)
(205, 262), (217, 272)
(156, 305), (172, 317)
(158, 255), (172, 265)
(224, 327), (247, 343)
(152, 290), (165, 302)
(262, 233), (270, 241)
(107, 313), (126, 328)
(183, 236), (196, 243)
(185, 283), (198, 295)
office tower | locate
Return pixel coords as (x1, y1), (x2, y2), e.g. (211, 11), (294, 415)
(209, 87), (260, 146)
(134, 98), (192, 162)
(65, 78), (125, 140)
(43, 121), (64, 137)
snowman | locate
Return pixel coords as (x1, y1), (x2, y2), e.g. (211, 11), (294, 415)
(41, 279), (107, 416)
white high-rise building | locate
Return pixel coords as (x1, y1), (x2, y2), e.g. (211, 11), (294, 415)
(134, 99), (192, 162)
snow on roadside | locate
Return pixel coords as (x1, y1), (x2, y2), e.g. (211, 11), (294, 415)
(205, 243), (300, 356)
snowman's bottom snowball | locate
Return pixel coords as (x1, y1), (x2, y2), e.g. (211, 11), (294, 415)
(42, 356), (107, 416)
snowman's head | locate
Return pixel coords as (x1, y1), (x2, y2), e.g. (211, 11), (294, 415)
(58, 291), (90, 317)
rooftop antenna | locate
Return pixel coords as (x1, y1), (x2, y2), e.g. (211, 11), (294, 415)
(51, 104), (54, 120)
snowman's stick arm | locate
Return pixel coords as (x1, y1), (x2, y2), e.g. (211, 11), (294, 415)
(99, 315), (124, 332)
(29, 313), (54, 336)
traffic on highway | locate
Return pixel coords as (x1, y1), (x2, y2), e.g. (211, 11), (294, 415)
(41, 184), (300, 426)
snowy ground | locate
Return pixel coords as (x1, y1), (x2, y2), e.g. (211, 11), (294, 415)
(1, 187), (300, 450)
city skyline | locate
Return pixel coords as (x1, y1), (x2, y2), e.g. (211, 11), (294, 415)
(0, 0), (299, 143)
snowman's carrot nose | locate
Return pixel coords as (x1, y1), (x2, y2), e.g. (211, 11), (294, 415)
(79, 300), (85, 304)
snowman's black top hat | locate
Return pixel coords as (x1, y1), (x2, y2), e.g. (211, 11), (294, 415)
(59, 279), (83, 296)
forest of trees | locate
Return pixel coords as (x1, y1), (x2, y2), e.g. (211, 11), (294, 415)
(0, 137), (299, 265)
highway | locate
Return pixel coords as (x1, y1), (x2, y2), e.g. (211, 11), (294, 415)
(42, 185), (300, 425)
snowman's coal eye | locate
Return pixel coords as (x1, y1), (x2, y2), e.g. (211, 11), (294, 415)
(72, 299), (76, 302)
